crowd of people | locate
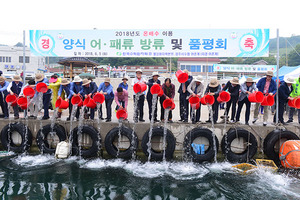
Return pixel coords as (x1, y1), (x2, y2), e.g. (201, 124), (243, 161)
(0, 69), (299, 126)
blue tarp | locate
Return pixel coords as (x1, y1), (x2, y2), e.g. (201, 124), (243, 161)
(273, 66), (300, 82)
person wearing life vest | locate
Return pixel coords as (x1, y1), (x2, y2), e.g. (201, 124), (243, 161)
(287, 74), (300, 124)
(6, 75), (23, 119)
(252, 71), (277, 126)
(0, 76), (10, 119)
(274, 77), (295, 124)
(35, 73), (52, 120)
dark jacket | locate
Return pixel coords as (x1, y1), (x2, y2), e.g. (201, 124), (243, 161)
(256, 77), (277, 94)
(10, 81), (23, 95)
(223, 81), (240, 99)
(205, 85), (222, 99)
(161, 83), (175, 99)
(278, 82), (293, 103)
(79, 82), (97, 96)
(147, 78), (161, 98)
(178, 75), (193, 95)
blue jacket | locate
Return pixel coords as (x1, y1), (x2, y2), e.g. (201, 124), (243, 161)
(98, 82), (114, 99)
(118, 82), (128, 91)
(0, 81), (9, 94)
(70, 82), (82, 94)
(256, 77), (277, 94)
(80, 81), (97, 96)
(58, 84), (74, 99)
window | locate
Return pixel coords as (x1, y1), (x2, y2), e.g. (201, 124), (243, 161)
(196, 65), (201, 72)
(180, 65), (185, 70)
(19, 56), (30, 63)
(0, 57), (2, 62)
(6, 57), (9, 62)
(185, 65), (191, 71)
(191, 65), (196, 72)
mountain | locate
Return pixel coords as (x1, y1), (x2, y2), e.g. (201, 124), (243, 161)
(269, 35), (300, 55)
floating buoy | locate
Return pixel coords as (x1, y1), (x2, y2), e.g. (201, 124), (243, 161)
(55, 141), (71, 159)
(279, 140), (300, 169)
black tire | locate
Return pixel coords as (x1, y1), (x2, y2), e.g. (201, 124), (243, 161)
(104, 126), (138, 159)
(0, 122), (32, 153)
(263, 129), (299, 164)
(70, 125), (100, 158)
(183, 128), (219, 163)
(36, 124), (67, 154)
(221, 128), (257, 163)
(141, 127), (176, 161)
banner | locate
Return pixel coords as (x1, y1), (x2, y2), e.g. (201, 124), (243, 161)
(213, 64), (276, 73)
(30, 29), (269, 57)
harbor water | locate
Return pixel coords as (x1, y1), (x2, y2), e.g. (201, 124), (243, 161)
(0, 154), (300, 199)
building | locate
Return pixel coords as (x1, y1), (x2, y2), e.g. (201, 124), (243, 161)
(177, 57), (221, 77)
(0, 46), (45, 77)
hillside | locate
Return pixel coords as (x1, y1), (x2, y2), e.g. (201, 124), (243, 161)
(269, 35), (300, 55)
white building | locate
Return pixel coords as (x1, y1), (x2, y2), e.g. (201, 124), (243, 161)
(0, 46), (45, 78)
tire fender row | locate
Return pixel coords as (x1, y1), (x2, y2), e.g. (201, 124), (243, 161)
(1, 123), (299, 164)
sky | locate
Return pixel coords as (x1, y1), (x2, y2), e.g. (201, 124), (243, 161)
(1, 0), (299, 46)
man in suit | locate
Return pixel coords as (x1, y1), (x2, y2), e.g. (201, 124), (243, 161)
(274, 77), (295, 124)
(178, 69), (193, 122)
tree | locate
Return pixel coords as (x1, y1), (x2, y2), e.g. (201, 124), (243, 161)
(287, 44), (300, 66)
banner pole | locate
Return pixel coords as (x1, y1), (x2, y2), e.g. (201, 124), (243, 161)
(22, 30), (26, 83)
(276, 29), (279, 124)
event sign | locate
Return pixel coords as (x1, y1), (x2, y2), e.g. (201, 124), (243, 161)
(213, 64), (276, 72)
(30, 29), (269, 57)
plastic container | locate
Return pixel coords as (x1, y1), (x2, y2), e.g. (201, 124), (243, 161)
(158, 88), (164, 97)
(150, 84), (161, 95)
(217, 91), (231, 103)
(17, 97), (28, 109)
(83, 96), (97, 109)
(36, 82), (48, 93)
(23, 87), (35, 98)
(55, 97), (69, 109)
(289, 98), (300, 109)
(6, 94), (17, 106)
(261, 95), (275, 106)
(189, 96), (201, 105)
(200, 95), (215, 105)
(133, 82), (147, 94)
(248, 91), (264, 103)
(175, 70), (189, 83)
(116, 109), (128, 120)
(163, 98), (174, 109)
(55, 141), (70, 159)
(71, 95), (83, 107)
(93, 92), (105, 104)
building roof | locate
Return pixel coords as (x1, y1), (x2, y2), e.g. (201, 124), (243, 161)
(177, 57), (221, 62)
(57, 57), (99, 67)
(252, 60), (268, 65)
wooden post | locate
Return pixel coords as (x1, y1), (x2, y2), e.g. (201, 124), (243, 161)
(85, 64), (87, 73)
(63, 65), (66, 77)
(70, 63), (73, 79)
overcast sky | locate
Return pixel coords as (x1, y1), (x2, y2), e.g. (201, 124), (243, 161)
(1, 0), (299, 46)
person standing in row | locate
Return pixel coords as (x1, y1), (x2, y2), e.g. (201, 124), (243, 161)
(6, 75), (23, 119)
(221, 77), (240, 123)
(0, 77), (10, 119)
(205, 78), (221, 124)
(178, 69), (193, 123)
(118, 76), (129, 91)
(187, 75), (204, 124)
(274, 77), (295, 124)
(114, 87), (128, 110)
(58, 78), (73, 120)
(131, 69), (146, 122)
(70, 76), (82, 120)
(252, 71), (277, 126)
(19, 79), (37, 118)
(98, 78), (114, 122)
(235, 77), (257, 125)
(49, 74), (62, 117)
(287, 74), (300, 124)
(160, 78), (175, 123)
(147, 72), (160, 122)
(35, 73), (52, 120)
(80, 78), (97, 120)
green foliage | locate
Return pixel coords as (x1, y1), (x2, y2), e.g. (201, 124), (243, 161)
(287, 44), (300, 66)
